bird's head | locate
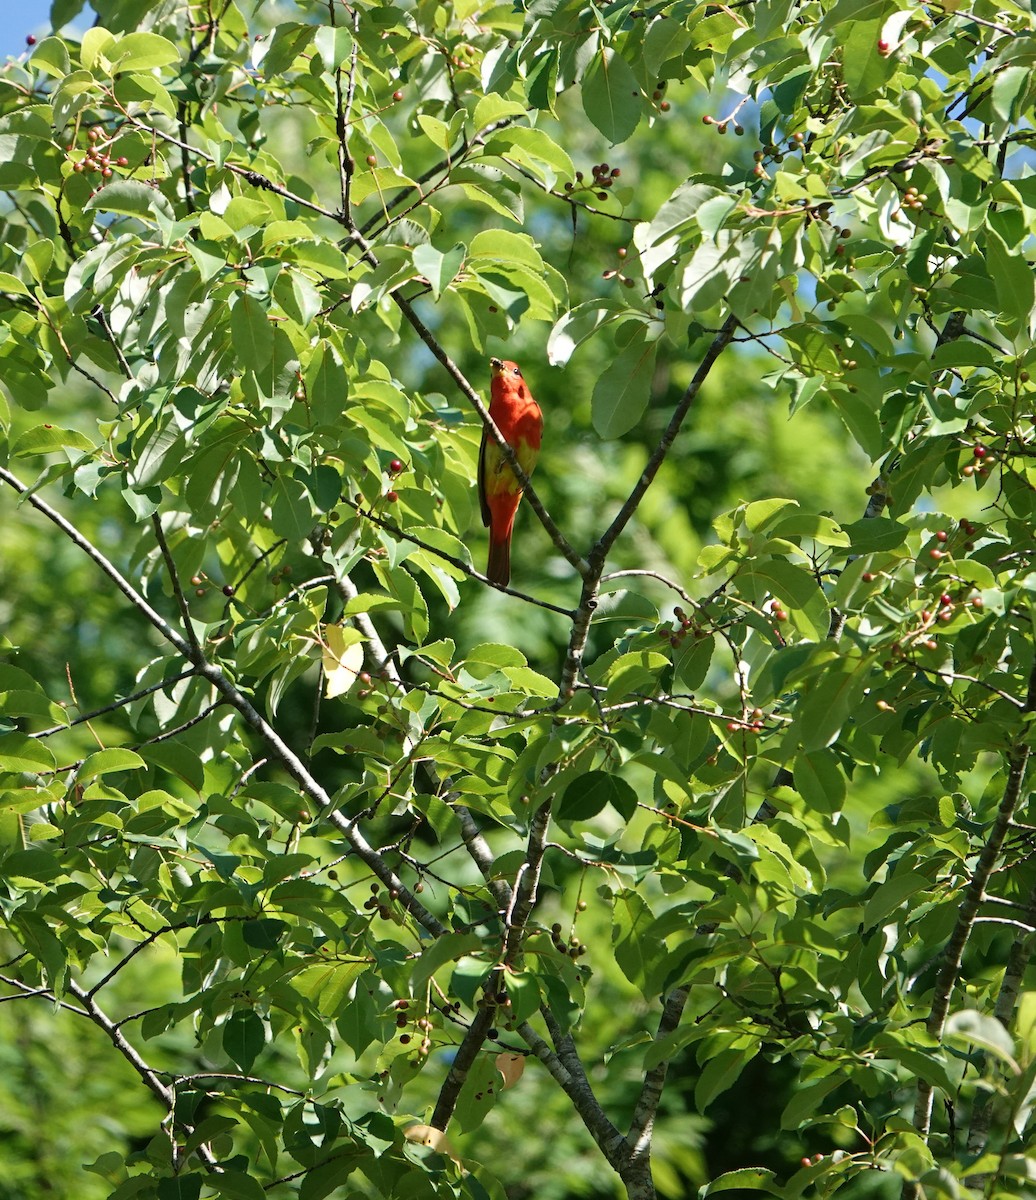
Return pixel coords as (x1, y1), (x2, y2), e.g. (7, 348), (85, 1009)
(490, 357), (523, 380)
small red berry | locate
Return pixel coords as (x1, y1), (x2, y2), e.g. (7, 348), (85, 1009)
(971, 596), (984, 609)
(660, 101), (671, 112)
(877, 38), (890, 52)
(116, 156), (128, 167)
(861, 572), (875, 582)
(973, 444), (987, 458)
(936, 530), (947, 542)
(929, 549), (944, 560)
(26, 34), (36, 46)
(389, 459), (404, 473)
(392, 90), (404, 102)
(939, 593), (952, 606)
(366, 154), (377, 166)
(385, 490), (399, 503)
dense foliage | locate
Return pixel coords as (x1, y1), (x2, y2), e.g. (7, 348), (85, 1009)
(2, 1), (1036, 1198)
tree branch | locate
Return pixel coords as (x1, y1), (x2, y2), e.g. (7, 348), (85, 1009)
(0, 466), (447, 941)
(912, 655), (1036, 1138)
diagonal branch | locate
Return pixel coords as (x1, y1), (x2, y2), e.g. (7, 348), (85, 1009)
(627, 987), (689, 1159)
(592, 312), (739, 568)
(0, 466), (446, 941)
(912, 655), (1036, 1139)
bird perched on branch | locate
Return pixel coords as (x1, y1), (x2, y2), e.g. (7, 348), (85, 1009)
(478, 357), (543, 588)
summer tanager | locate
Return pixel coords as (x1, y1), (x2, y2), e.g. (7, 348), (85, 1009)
(478, 357), (543, 587)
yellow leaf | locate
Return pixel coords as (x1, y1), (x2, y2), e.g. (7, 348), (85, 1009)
(321, 624), (365, 698)
(404, 1124), (461, 1164)
(495, 1051), (526, 1090)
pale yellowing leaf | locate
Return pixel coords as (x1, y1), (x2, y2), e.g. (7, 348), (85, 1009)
(321, 624), (365, 698)
(495, 1052), (526, 1090)
(403, 1124), (461, 1163)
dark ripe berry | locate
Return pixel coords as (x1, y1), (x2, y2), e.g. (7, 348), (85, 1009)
(597, 191), (608, 201)
(117, 156), (128, 167)
(1020, 370), (1030, 382)
(389, 458), (404, 473)
(861, 572), (875, 582)
(576, 170), (584, 181)
(414, 881), (424, 893)
(366, 154), (377, 166)
(611, 167), (620, 177)
(26, 34), (36, 46)
(936, 530), (948, 542)
(972, 443), (987, 458)
(660, 100), (670, 112)
(399, 1033), (411, 1043)
(939, 593), (952, 606)
(392, 90), (403, 101)
(385, 490), (399, 502)
(563, 181), (573, 192)
(222, 584), (235, 597)
(717, 122), (727, 134)
(396, 1014), (408, 1028)
(878, 38), (890, 52)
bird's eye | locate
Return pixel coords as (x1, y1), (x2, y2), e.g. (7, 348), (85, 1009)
(512, 367), (521, 377)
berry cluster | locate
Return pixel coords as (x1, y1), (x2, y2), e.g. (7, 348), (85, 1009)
(961, 442), (995, 478)
(69, 127), (129, 181)
(392, 998), (434, 1056)
(564, 162), (620, 202)
(549, 921), (587, 959)
(658, 604), (700, 649)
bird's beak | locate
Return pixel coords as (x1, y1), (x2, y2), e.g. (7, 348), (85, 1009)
(490, 357), (504, 373)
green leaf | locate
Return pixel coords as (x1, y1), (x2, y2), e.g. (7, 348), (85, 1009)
(85, 180), (174, 223)
(109, 32), (180, 72)
(412, 243), (465, 301)
(78, 748), (145, 781)
(559, 771), (637, 824)
(411, 931), (483, 992)
(701, 1168), (779, 1196)
(206, 1172), (267, 1200)
(231, 293), (274, 373)
(223, 1009), (265, 1072)
(986, 228), (1035, 331)
(793, 750), (846, 813)
(581, 48), (641, 145)
(11, 425), (94, 457)
(592, 330), (657, 439)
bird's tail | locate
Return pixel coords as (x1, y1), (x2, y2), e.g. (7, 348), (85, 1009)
(486, 535), (511, 588)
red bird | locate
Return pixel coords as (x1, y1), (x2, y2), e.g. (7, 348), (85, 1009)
(478, 357), (543, 587)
